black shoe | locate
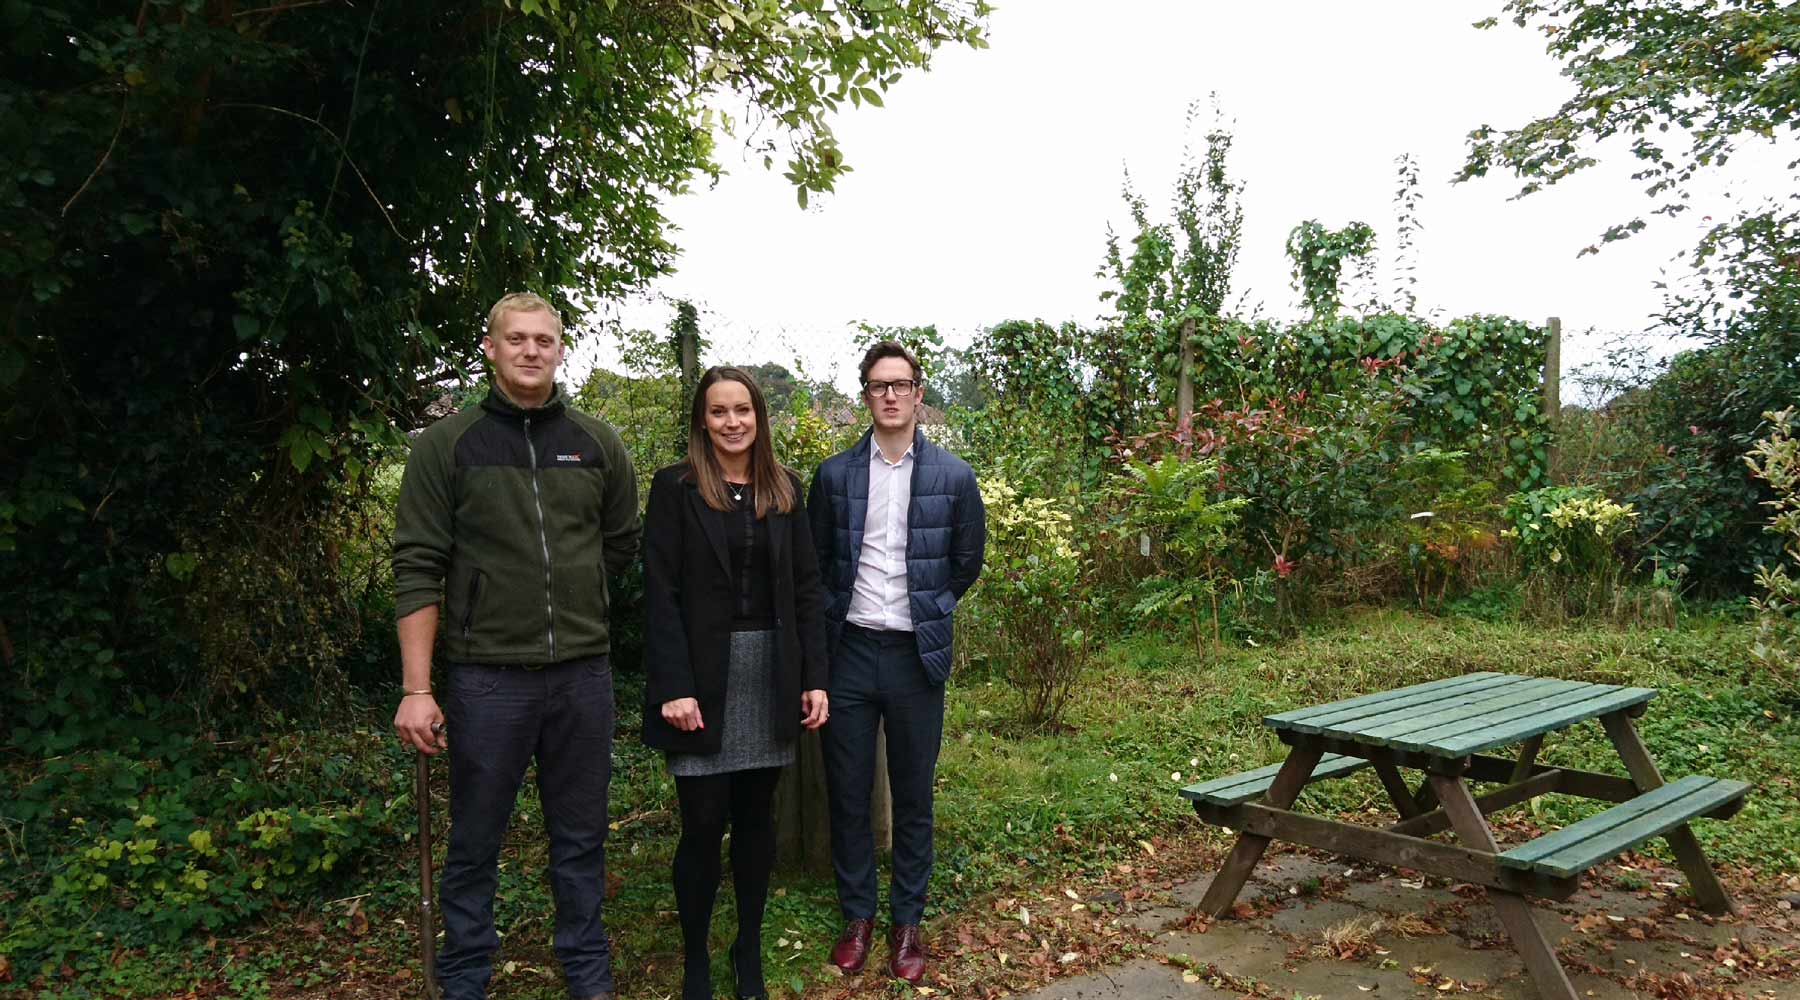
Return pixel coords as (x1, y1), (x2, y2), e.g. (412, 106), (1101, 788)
(731, 937), (768, 1000)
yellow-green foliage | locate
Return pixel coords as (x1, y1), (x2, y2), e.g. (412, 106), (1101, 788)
(1504, 485), (1636, 574)
(772, 392), (860, 486)
(979, 475), (1078, 567)
(969, 476), (1089, 726)
(1745, 407), (1800, 701)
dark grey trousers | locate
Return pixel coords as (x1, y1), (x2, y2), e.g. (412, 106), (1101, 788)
(822, 624), (945, 925)
(438, 656), (615, 1000)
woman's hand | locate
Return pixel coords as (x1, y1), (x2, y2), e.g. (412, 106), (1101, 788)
(801, 689), (829, 730)
(662, 697), (704, 732)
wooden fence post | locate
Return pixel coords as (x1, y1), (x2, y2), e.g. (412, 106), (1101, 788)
(774, 723), (891, 875)
(1543, 316), (1561, 477)
(1176, 317), (1195, 422)
(1542, 316), (1561, 421)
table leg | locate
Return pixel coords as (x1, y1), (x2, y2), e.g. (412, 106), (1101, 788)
(1598, 712), (1736, 915)
(1412, 777), (1439, 812)
(1373, 758), (1424, 818)
(1198, 745), (1323, 918)
(1429, 774), (1577, 1000)
(1511, 734), (1544, 783)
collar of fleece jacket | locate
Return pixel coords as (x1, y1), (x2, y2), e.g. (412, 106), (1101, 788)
(481, 382), (566, 421)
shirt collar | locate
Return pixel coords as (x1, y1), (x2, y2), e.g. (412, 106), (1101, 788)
(871, 443), (915, 468)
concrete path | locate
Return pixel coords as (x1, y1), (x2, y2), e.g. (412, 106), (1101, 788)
(1013, 852), (1799, 1000)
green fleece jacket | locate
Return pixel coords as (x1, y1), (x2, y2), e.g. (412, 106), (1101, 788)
(391, 385), (640, 664)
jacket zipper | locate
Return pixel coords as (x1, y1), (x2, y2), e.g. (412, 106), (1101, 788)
(523, 416), (557, 660)
(462, 570), (485, 656)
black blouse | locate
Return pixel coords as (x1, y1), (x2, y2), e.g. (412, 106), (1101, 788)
(723, 482), (775, 629)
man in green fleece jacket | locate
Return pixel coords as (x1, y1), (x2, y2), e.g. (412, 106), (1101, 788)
(392, 292), (640, 1000)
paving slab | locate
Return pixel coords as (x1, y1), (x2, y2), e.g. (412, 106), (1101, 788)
(1120, 904), (1187, 934)
(1008, 851), (1800, 1000)
(1007, 956), (1232, 1000)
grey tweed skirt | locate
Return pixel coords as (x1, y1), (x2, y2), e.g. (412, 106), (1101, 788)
(667, 628), (796, 777)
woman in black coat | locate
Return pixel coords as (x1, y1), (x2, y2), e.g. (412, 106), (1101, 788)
(642, 365), (830, 1000)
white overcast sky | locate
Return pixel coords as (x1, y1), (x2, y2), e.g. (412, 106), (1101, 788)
(572, 0), (1794, 394)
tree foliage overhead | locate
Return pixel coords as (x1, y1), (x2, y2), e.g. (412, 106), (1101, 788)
(0, 0), (992, 723)
(1459, 0), (1799, 249)
(1458, 0), (1798, 590)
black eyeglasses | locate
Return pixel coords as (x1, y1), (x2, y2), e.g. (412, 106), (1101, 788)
(864, 379), (919, 398)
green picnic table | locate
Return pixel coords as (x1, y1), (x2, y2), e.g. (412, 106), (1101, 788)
(1181, 671), (1750, 1000)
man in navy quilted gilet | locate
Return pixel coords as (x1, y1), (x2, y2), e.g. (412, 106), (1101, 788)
(807, 340), (987, 984)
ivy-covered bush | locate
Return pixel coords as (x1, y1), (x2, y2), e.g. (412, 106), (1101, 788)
(1199, 312), (1551, 489)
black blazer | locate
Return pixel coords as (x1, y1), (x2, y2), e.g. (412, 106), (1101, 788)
(641, 463), (830, 754)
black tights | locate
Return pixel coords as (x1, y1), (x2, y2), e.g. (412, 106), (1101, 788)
(672, 766), (781, 1000)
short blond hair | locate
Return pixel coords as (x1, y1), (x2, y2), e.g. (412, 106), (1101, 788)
(485, 292), (564, 341)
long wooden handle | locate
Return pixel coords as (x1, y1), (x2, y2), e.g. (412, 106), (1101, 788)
(416, 747), (438, 1000)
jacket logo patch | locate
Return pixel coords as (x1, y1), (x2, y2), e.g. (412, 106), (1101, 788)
(556, 453), (583, 463)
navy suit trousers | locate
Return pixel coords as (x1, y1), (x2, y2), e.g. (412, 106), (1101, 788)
(822, 624), (945, 925)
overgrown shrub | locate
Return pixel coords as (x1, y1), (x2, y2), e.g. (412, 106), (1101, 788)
(1566, 295), (1798, 596)
(965, 477), (1092, 728)
(1745, 408), (1800, 703)
(1189, 372), (1408, 623)
(1107, 454), (1247, 651)
(1504, 485), (1639, 619)
(1388, 449), (1502, 610)
(772, 388), (862, 486)
(1, 726), (409, 976)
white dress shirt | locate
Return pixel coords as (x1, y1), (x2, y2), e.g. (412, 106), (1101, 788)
(845, 442), (914, 631)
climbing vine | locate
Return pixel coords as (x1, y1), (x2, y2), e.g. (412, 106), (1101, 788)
(1286, 220), (1378, 319)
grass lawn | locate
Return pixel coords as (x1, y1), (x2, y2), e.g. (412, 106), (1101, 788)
(6, 608), (1795, 998)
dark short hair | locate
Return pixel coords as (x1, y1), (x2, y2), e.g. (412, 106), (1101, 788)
(858, 340), (922, 384)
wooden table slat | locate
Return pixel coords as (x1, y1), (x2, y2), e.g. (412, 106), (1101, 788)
(1346, 677), (1588, 745)
(1501, 775), (1715, 864)
(1500, 776), (1749, 878)
(1433, 687), (1657, 755)
(1374, 680), (1624, 750)
(1270, 673), (1525, 734)
(1264, 672), (1504, 727)
(1180, 753), (1369, 806)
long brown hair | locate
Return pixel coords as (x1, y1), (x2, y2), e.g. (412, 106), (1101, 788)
(685, 366), (796, 517)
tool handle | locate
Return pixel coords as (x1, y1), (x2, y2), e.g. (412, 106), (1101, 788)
(416, 731), (440, 1000)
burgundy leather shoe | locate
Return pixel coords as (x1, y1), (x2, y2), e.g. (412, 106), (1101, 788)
(888, 924), (926, 984)
(830, 918), (873, 974)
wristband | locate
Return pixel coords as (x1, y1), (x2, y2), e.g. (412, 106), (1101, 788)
(402, 689), (433, 697)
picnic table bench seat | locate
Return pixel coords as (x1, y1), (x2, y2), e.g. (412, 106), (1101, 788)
(1180, 753), (1369, 806)
(1186, 672), (1749, 1000)
(1498, 774), (1750, 879)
